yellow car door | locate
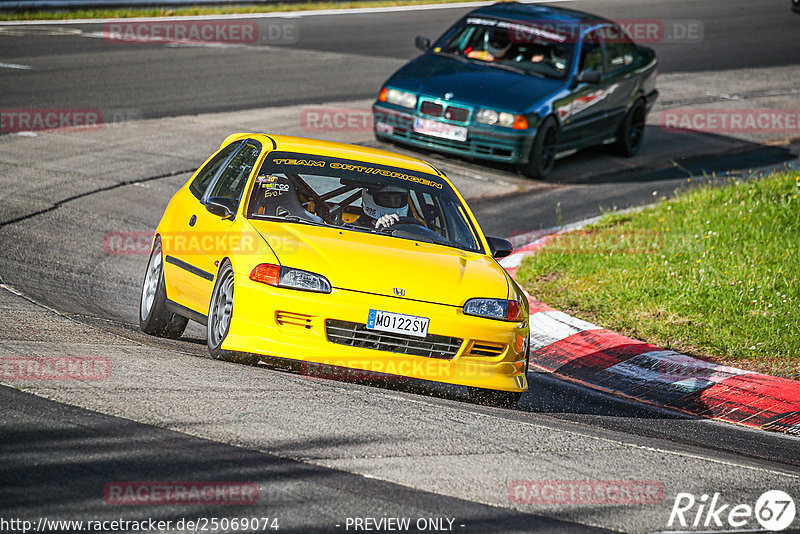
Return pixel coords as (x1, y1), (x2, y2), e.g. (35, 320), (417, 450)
(180, 139), (263, 315)
(163, 141), (242, 312)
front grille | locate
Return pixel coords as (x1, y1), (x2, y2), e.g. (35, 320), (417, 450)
(325, 319), (462, 360)
(467, 341), (506, 357)
(444, 106), (469, 122)
(420, 101), (443, 117)
(418, 99), (470, 123)
(276, 311), (313, 329)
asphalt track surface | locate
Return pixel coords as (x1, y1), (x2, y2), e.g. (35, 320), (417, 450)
(0, 0), (799, 117)
(1, 1), (800, 533)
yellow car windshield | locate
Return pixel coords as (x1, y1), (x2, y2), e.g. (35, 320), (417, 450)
(245, 152), (482, 253)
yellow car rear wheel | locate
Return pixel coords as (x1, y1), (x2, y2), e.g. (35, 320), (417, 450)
(139, 236), (188, 339)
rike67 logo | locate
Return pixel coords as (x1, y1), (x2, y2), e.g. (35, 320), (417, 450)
(668, 490), (796, 532)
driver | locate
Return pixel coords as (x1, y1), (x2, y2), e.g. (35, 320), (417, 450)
(527, 43), (548, 64)
(356, 186), (409, 229)
(467, 29), (512, 62)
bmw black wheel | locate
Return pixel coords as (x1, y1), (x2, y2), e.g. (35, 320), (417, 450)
(614, 99), (646, 157)
(520, 116), (558, 180)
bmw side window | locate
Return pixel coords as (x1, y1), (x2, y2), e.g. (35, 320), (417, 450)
(603, 27), (635, 72)
(579, 30), (604, 74)
(189, 141), (241, 200)
(622, 41), (638, 66)
(207, 141), (261, 204)
(604, 42), (625, 72)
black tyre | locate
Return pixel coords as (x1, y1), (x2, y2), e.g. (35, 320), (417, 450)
(468, 387), (522, 408)
(207, 261), (260, 365)
(614, 99), (646, 157)
(139, 236), (188, 338)
(520, 116), (558, 179)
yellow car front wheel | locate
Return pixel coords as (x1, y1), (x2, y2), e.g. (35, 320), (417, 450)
(207, 261), (260, 366)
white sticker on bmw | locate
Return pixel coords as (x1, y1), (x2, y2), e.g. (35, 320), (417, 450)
(367, 309), (430, 338)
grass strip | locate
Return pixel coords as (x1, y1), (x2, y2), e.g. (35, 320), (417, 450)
(517, 170), (800, 379)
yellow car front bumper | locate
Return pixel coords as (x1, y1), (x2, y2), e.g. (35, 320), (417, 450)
(224, 277), (528, 392)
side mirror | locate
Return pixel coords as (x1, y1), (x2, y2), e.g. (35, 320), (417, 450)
(576, 70), (602, 84)
(415, 36), (431, 52)
(487, 236), (513, 259)
(205, 196), (237, 219)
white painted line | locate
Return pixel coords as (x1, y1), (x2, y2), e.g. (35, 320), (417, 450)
(0, 0), (576, 26)
(605, 350), (752, 383)
(499, 235), (555, 268)
(0, 61), (33, 69)
(529, 310), (600, 350)
(589, 350), (754, 401)
(0, 283), (24, 296)
(498, 252), (526, 269)
(451, 384), (800, 481)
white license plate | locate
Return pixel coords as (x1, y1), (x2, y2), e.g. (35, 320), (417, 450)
(413, 117), (468, 142)
(375, 122), (394, 134)
(367, 309), (430, 338)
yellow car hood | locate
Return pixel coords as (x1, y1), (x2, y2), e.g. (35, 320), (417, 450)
(248, 220), (510, 306)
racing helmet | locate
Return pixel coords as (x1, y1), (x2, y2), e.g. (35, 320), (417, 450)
(361, 186), (409, 219)
(486, 29), (512, 57)
(551, 45), (569, 71)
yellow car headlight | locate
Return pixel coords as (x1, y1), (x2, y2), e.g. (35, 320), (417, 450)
(463, 298), (522, 321)
(250, 263), (331, 294)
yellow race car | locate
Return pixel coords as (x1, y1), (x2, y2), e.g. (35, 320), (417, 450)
(139, 134), (529, 406)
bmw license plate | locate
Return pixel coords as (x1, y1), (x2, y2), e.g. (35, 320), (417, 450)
(367, 309), (430, 338)
(413, 118), (468, 142)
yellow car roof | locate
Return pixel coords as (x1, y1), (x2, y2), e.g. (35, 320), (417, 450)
(221, 133), (446, 179)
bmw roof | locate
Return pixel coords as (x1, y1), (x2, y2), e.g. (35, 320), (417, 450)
(469, 2), (613, 25)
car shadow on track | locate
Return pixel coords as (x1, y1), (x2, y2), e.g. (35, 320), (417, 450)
(372, 127), (797, 188)
(250, 356), (691, 421)
(1, 386), (612, 534)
